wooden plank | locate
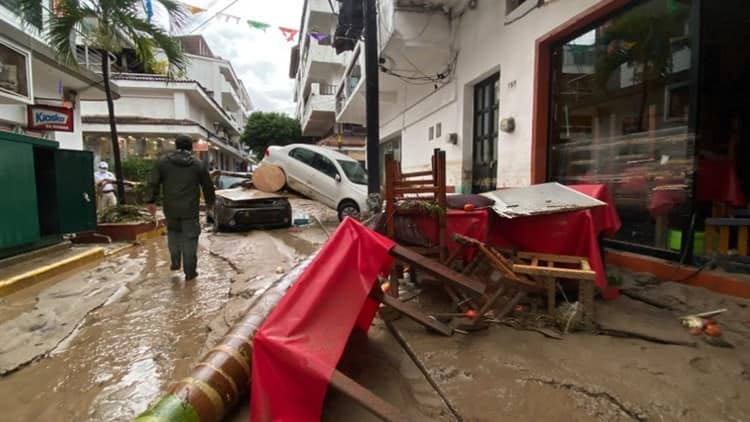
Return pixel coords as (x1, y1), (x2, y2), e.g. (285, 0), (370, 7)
(513, 264), (597, 281)
(329, 369), (410, 422)
(739, 226), (749, 257)
(719, 226), (730, 255)
(394, 179), (435, 187)
(467, 286), (505, 327)
(705, 218), (750, 227)
(704, 225), (718, 254)
(580, 259), (591, 271)
(545, 278), (555, 314)
(394, 186), (439, 195)
(400, 170), (433, 178)
(496, 291), (526, 319)
(391, 245), (486, 294)
(517, 251), (589, 265)
(370, 289), (453, 336)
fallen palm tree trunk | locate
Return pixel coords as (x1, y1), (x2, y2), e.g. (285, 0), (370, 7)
(134, 254), (316, 422)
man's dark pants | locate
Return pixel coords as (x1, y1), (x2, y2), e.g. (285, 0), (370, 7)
(166, 218), (201, 277)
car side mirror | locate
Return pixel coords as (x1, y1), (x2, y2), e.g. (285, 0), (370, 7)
(335, 174), (342, 183)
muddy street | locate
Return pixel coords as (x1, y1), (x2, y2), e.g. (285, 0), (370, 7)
(0, 199), (331, 421)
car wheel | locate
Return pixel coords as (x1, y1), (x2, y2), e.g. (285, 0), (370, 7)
(337, 200), (360, 221)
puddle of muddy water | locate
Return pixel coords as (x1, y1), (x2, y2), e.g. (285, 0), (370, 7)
(0, 239), (234, 421)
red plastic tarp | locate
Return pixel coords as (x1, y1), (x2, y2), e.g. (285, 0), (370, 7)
(416, 184), (621, 299)
(696, 158), (747, 207)
(250, 218), (395, 422)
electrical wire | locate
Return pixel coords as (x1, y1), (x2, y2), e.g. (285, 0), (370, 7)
(189, 0), (242, 34)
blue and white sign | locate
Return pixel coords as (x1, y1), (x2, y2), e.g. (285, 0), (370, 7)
(27, 104), (74, 132)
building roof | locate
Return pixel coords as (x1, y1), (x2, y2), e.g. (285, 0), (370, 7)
(317, 134), (366, 147)
(176, 35), (216, 58)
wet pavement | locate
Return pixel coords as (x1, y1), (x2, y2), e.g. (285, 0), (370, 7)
(0, 239), (235, 421)
(0, 198), (343, 421)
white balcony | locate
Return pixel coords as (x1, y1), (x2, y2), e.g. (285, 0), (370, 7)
(301, 82), (337, 136)
(334, 2), (453, 126)
(334, 45), (366, 126)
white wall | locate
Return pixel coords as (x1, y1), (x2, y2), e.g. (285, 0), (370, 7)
(82, 94), (175, 119)
(377, 0), (601, 191)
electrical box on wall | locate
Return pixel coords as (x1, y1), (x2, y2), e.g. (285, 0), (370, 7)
(448, 133), (458, 144)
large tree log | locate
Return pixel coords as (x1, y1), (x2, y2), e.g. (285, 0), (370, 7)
(252, 164), (286, 193)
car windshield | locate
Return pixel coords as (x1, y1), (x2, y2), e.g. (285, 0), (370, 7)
(218, 175), (249, 189)
(337, 160), (367, 185)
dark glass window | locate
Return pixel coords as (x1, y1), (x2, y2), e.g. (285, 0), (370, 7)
(311, 153), (338, 179)
(549, 0), (695, 250)
(0, 42), (30, 98)
(289, 147), (316, 166)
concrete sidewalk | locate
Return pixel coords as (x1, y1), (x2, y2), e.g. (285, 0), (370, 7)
(0, 241), (132, 296)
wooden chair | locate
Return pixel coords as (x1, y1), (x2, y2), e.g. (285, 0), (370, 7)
(444, 234), (596, 328)
(384, 149), (447, 296)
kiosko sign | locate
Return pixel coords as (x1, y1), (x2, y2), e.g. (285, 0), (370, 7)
(27, 105), (74, 132)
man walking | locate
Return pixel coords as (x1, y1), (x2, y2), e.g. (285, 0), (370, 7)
(148, 135), (215, 281)
(94, 161), (118, 212)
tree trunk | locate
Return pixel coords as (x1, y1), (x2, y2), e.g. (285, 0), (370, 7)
(102, 53), (125, 200)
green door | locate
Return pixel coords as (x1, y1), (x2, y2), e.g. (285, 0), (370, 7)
(55, 149), (97, 233)
(0, 140), (40, 249)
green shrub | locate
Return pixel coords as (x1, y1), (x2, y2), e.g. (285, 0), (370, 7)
(121, 158), (155, 205)
(121, 158), (155, 183)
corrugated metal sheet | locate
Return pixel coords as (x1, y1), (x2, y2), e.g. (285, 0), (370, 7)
(479, 182), (605, 219)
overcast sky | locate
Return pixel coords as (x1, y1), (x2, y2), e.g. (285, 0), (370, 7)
(180, 0), (304, 115)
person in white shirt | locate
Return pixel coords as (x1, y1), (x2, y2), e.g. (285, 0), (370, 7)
(94, 161), (118, 212)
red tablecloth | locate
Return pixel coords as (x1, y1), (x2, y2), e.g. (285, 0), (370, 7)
(696, 159), (746, 207)
(416, 184), (621, 299)
(251, 219), (394, 421)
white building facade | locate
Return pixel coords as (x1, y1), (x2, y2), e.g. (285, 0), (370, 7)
(81, 35), (252, 170)
(291, 0), (352, 137)
(0, 0), (109, 150)
(332, 0), (744, 263)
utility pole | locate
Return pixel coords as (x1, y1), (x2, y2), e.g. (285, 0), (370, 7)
(364, 0), (381, 212)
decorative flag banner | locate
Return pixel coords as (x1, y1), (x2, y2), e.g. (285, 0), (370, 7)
(247, 20), (271, 32)
(221, 13), (241, 24)
(279, 27), (299, 42)
(145, 0), (153, 23)
(309, 31), (327, 41)
(183, 3), (207, 14)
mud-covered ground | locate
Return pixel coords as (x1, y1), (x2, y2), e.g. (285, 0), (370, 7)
(0, 199), (339, 421)
(2, 197), (749, 421)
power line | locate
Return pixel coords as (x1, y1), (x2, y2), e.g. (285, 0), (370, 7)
(189, 0), (242, 34)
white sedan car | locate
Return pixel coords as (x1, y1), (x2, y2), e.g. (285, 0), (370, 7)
(261, 144), (369, 220)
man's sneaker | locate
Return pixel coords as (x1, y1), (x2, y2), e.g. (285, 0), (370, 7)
(185, 272), (198, 281)
(170, 263), (180, 271)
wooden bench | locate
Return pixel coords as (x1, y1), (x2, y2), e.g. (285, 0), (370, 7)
(705, 218), (750, 256)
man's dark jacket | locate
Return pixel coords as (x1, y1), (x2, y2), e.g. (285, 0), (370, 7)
(148, 150), (216, 219)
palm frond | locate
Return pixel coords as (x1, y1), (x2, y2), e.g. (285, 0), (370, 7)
(155, 0), (189, 29)
(46, 0), (95, 67)
(13, 0), (44, 29)
(110, 9), (187, 77)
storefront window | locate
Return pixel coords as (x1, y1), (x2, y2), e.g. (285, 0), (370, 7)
(549, 0), (694, 251)
(0, 42), (30, 99)
(84, 134), (175, 165)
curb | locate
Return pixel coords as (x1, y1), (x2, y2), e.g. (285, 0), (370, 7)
(0, 247), (105, 297)
(135, 225), (167, 242)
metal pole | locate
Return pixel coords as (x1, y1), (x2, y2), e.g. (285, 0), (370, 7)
(364, 0), (381, 212)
